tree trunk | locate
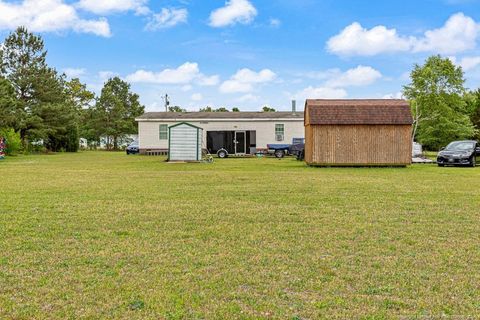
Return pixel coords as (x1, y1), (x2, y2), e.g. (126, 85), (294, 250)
(412, 103), (420, 143)
(20, 128), (28, 150)
(113, 136), (118, 151)
(412, 118), (419, 142)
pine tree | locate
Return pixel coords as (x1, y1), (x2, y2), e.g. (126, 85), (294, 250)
(95, 77), (144, 150)
(1, 27), (89, 152)
(0, 78), (20, 130)
(0, 27), (49, 145)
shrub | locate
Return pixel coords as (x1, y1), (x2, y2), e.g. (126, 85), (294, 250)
(0, 128), (22, 155)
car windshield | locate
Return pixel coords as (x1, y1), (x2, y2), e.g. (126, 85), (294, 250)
(129, 141), (138, 147)
(445, 141), (475, 151)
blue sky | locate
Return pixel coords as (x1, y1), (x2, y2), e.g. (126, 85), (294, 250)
(1, 0), (480, 111)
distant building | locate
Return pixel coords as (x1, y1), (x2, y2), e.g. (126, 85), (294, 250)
(135, 111), (304, 156)
(80, 135), (138, 150)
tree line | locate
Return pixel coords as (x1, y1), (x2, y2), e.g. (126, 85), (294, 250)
(169, 106), (276, 112)
(0, 27), (144, 154)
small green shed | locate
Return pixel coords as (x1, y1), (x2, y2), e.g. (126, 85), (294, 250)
(168, 122), (203, 161)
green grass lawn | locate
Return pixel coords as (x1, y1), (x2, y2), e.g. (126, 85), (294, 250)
(1, 152), (479, 319)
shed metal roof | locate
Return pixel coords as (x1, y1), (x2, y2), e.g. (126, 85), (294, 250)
(169, 122), (203, 129)
(136, 112), (304, 121)
(305, 99), (413, 125)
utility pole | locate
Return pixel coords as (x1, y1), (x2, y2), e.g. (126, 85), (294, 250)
(163, 94), (170, 112)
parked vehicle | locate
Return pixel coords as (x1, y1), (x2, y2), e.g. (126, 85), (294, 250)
(412, 142), (423, 157)
(267, 143), (291, 158)
(126, 141), (140, 155)
(437, 140), (480, 167)
(289, 141), (305, 160)
(267, 138), (305, 158)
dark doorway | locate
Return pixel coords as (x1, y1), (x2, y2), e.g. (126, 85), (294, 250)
(235, 131), (246, 154)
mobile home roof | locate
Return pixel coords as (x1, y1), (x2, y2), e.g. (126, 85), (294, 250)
(136, 112), (303, 121)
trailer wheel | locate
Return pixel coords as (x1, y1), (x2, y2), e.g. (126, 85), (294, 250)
(217, 149), (228, 159)
(274, 150), (285, 158)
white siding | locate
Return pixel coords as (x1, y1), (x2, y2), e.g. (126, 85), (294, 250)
(138, 119), (304, 151)
(169, 124), (202, 161)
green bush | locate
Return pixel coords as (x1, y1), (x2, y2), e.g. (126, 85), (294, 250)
(0, 128), (22, 155)
(26, 143), (46, 154)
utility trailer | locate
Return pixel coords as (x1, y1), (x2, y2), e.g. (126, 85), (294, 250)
(207, 130), (256, 158)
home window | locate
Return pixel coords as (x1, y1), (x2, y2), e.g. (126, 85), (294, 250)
(159, 124), (168, 140)
(275, 124), (284, 141)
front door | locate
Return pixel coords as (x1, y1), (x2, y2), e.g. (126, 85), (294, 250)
(235, 131), (246, 155)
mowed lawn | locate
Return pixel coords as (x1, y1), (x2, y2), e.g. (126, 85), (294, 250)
(0, 152), (479, 319)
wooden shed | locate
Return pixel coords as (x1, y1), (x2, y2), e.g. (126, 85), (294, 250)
(304, 99), (413, 166)
(168, 122), (203, 162)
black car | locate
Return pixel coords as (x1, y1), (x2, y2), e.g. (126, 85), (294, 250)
(437, 140), (480, 167)
(126, 141), (139, 155)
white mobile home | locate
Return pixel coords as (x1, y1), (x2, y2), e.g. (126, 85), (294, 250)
(135, 112), (305, 156)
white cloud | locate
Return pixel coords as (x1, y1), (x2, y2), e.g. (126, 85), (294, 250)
(191, 93), (203, 101)
(145, 8), (188, 30)
(98, 71), (117, 80)
(76, 0), (149, 15)
(209, 0), (257, 28)
(325, 66), (382, 88)
(304, 66), (382, 89)
(0, 0), (111, 37)
(237, 94), (259, 102)
(413, 13), (479, 54)
(327, 22), (412, 56)
(232, 68), (276, 83)
(63, 68), (86, 78)
(451, 56), (480, 71)
(127, 63), (198, 84)
(78, 1), (189, 31)
(461, 56), (480, 71)
(294, 66), (381, 100)
(220, 68), (277, 93)
(181, 85), (192, 92)
(382, 92), (404, 99)
(269, 18), (281, 28)
(74, 19), (111, 37)
(327, 12), (480, 56)
(126, 62), (219, 86)
(198, 75), (220, 86)
(220, 80), (253, 93)
(295, 86), (348, 100)
(400, 71), (411, 81)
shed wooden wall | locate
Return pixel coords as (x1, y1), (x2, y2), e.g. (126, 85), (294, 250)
(305, 124), (412, 166)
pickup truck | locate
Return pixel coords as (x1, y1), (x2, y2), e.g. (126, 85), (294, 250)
(267, 138), (305, 158)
